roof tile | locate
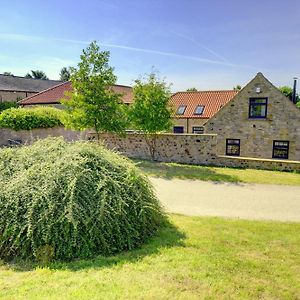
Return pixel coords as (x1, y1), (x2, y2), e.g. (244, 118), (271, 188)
(170, 90), (238, 119)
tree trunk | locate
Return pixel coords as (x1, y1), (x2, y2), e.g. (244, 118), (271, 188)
(145, 134), (157, 161)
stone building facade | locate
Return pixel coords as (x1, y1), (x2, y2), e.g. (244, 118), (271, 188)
(205, 73), (300, 161)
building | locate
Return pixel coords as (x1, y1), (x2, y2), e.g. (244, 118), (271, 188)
(19, 81), (134, 107)
(0, 74), (62, 103)
(170, 90), (238, 133)
(205, 72), (300, 161)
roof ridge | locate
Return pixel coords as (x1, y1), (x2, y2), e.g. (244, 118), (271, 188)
(0, 73), (62, 82)
(174, 89), (238, 94)
(19, 81), (70, 104)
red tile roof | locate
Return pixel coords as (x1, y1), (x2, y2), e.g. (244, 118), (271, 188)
(19, 82), (134, 105)
(170, 90), (238, 119)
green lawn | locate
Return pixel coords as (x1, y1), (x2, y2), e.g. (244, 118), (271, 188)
(1, 214), (300, 299)
(134, 159), (300, 185)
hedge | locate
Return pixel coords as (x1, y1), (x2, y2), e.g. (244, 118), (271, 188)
(0, 101), (18, 112)
(0, 137), (165, 261)
(0, 107), (65, 131)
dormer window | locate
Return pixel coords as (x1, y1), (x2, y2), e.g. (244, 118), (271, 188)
(176, 105), (186, 115)
(194, 105), (205, 115)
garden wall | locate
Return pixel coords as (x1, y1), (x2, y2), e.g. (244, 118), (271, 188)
(97, 133), (300, 171)
(0, 127), (89, 147)
(96, 132), (218, 165)
(1, 128), (299, 171)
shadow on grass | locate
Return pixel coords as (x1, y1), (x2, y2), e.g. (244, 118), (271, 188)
(3, 219), (186, 272)
(134, 159), (242, 183)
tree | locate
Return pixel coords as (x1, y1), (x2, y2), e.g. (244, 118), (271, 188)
(233, 85), (242, 91)
(59, 67), (71, 81)
(186, 87), (198, 91)
(3, 72), (13, 76)
(25, 70), (48, 80)
(129, 72), (173, 160)
(62, 41), (127, 140)
(278, 86), (299, 103)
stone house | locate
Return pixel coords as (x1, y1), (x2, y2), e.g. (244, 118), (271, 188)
(205, 72), (300, 161)
(170, 90), (238, 133)
(0, 74), (62, 103)
(19, 81), (134, 107)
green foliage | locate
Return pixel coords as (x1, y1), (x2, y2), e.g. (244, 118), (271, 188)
(279, 86), (299, 103)
(63, 41), (127, 137)
(0, 107), (65, 130)
(186, 87), (198, 91)
(60, 67), (71, 81)
(130, 72), (173, 134)
(0, 101), (18, 112)
(233, 84), (242, 91)
(129, 72), (173, 159)
(0, 138), (165, 261)
(25, 70), (48, 80)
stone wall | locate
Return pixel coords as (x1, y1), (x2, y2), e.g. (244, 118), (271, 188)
(216, 155), (300, 172)
(205, 73), (300, 161)
(172, 118), (207, 133)
(0, 127), (89, 147)
(1, 127), (299, 171)
(97, 132), (218, 165)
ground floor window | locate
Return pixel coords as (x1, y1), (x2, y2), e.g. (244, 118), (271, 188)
(226, 139), (240, 156)
(272, 140), (289, 159)
(173, 126), (184, 134)
(192, 126), (204, 134)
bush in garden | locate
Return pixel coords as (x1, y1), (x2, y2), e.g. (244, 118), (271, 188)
(0, 101), (18, 112)
(0, 138), (165, 261)
(0, 107), (65, 130)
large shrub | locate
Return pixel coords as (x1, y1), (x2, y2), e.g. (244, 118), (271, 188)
(0, 138), (165, 261)
(0, 101), (18, 113)
(0, 107), (65, 130)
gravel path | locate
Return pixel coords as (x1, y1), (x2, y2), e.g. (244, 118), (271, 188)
(150, 177), (300, 222)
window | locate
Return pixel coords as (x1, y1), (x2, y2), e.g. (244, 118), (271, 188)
(173, 126), (184, 134)
(194, 105), (205, 115)
(192, 126), (204, 134)
(273, 140), (289, 159)
(176, 105), (186, 115)
(249, 98), (267, 118)
(226, 139), (240, 156)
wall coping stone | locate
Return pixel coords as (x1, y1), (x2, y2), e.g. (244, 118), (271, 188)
(218, 155), (300, 164)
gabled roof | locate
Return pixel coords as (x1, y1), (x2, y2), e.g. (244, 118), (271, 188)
(19, 82), (134, 105)
(170, 90), (238, 119)
(0, 74), (62, 92)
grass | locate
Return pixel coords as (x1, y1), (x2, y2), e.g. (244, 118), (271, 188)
(1, 214), (300, 299)
(134, 159), (300, 186)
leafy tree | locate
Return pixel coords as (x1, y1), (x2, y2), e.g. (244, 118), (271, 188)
(129, 72), (173, 160)
(62, 41), (127, 140)
(186, 87), (198, 91)
(3, 72), (13, 76)
(25, 70), (48, 80)
(233, 85), (242, 91)
(59, 67), (71, 81)
(278, 86), (299, 103)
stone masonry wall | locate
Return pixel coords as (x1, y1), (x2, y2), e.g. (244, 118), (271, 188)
(172, 118), (207, 133)
(205, 73), (300, 161)
(1, 127), (299, 171)
(97, 133), (218, 165)
(0, 127), (89, 147)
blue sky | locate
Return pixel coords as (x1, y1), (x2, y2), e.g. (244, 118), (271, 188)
(0, 0), (300, 91)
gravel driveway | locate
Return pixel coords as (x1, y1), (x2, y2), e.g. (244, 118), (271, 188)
(150, 177), (300, 222)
